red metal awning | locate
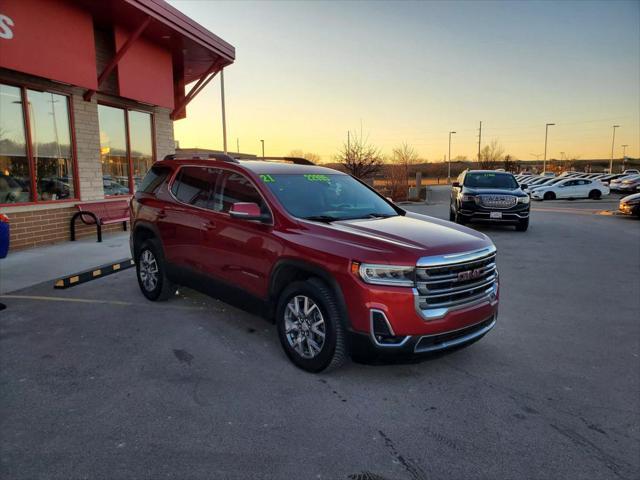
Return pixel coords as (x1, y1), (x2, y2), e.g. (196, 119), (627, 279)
(76, 0), (235, 116)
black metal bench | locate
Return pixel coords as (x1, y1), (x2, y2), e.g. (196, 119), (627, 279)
(71, 200), (129, 242)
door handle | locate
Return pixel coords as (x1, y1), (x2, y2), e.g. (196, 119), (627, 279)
(202, 221), (216, 231)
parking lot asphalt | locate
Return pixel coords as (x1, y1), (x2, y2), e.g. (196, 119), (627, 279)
(1, 195), (639, 480)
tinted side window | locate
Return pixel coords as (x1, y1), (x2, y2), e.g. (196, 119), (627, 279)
(171, 167), (218, 208)
(217, 172), (266, 213)
(139, 165), (170, 194)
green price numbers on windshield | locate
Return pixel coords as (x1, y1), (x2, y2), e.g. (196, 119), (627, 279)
(304, 174), (330, 182)
(260, 174), (276, 183)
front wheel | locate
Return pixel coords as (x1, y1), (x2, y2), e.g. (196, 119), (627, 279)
(515, 218), (529, 231)
(276, 279), (347, 372)
(543, 191), (556, 201)
(588, 189), (602, 200)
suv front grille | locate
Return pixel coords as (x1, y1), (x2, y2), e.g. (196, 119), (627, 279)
(415, 248), (497, 314)
(477, 195), (517, 209)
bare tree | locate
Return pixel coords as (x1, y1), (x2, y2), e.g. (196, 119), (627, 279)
(288, 150), (322, 164)
(335, 131), (383, 179)
(388, 142), (419, 200)
(478, 139), (505, 169)
(503, 154), (517, 172)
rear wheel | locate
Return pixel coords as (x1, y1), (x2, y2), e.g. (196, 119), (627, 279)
(136, 239), (176, 301)
(449, 206), (455, 221)
(515, 218), (529, 231)
(543, 191), (556, 201)
(588, 189), (602, 200)
(276, 278), (347, 372)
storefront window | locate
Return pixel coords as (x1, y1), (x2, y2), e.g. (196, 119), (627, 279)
(27, 90), (75, 201)
(0, 84), (31, 203)
(98, 105), (155, 196)
(129, 110), (153, 192)
(98, 105), (130, 196)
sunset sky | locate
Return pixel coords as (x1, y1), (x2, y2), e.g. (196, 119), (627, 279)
(168, 0), (640, 163)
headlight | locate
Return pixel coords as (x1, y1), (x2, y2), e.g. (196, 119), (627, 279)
(460, 194), (476, 202)
(357, 263), (415, 287)
(518, 196), (530, 204)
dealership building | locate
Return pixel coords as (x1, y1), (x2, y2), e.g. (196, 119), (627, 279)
(0, 0), (234, 250)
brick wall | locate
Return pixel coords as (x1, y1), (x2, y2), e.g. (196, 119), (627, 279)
(154, 107), (175, 160)
(7, 205), (128, 251)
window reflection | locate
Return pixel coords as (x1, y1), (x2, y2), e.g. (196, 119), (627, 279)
(27, 90), (75, 201)
(98, 105), (130, 196)
(129, 110), (153, 192)
(0, 84), (31, 203)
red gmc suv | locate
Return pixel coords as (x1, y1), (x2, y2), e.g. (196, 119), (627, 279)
(130, 154), (499, 372)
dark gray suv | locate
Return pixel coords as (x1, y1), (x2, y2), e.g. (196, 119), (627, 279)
(450, 170), (531, 231)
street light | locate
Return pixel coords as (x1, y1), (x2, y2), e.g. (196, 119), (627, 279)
(609, 125), (620, 173)
(260, 139), (265, 159)
(448, 131), (456, 184)
(543, 123), (555, 174)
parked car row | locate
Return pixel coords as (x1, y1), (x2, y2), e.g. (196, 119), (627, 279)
(513, 174), (610, 201)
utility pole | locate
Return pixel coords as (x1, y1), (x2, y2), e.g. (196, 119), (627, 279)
(237, 138), (240, 154)
(477, 121), (482, 162)
(347, 131), (350, 151)
(609, 125), (620, 173)
(543, 123), (555, 173)
(448, 131), (456, 184)
(621, 144), (628, 158)
(260, 139), (265, 159)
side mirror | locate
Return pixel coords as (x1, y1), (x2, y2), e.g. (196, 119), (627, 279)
(452, 182), (460, 188)
(229, 202), (269, 222)
(386, 197), (394, 203)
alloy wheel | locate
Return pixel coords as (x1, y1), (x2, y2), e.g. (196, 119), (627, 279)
(139, 249), (159, 292)
(284, 295), (326, 359)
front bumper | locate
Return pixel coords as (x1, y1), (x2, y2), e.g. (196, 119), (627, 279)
(619, 202), (640, 216)
(349, 314), (497, 359)
(458, 202), (529, 224)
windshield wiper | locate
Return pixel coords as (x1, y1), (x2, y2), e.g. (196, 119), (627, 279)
(302, 215), (340, 223)
(363, 213), (396, 219)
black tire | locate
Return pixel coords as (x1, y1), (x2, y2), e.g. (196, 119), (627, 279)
(588, 189), (601, 200)
(135, 239), (176, 301)
(454, 210), (466, 225)
(515, 218), (529, 231)
(276, 278), (347, 373)
(449, 207), (455, 221)
(543, 191), (556, 201)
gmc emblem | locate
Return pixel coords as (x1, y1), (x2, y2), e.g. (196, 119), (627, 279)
(457, 268), (482, 281)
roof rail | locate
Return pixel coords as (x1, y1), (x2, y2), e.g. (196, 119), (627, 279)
(163, 153), (239, 163)
(259, 156), (315, 165)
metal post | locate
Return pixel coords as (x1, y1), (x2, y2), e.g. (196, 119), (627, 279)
(477, 121), (482, 162)
(543, 123), (555, 173)
(237, 138), (240, 153)
(609, 125), (620, 173)
(220, 69), (227, 154)
(260, 139), (265, 159)
(448, 131), (456, 184)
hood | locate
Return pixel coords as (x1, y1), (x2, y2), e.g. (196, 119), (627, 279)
(621, 192), (640, 202)
(297, 213), (492, 263)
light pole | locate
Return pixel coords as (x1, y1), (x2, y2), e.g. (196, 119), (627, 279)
(609, 125), (620, 173)
(448, 131), (456, 183)
(543, 123), (555, 173)
(621, 144), (628, 158)
(260, 139), (265, 159)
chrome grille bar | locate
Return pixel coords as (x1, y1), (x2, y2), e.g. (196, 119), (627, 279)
(414, 245), (498, 321)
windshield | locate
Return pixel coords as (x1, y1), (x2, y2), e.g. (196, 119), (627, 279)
(464, 172), (519, 189)
(260, 173), (397, 221)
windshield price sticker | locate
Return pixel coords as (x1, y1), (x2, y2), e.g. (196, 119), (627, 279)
(260, 174), (276, 183)
(304, 174), (330, 182)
